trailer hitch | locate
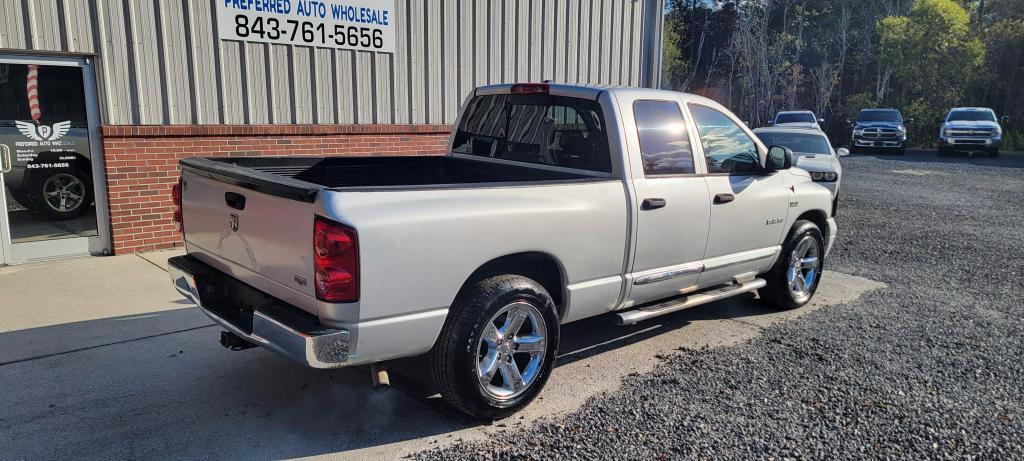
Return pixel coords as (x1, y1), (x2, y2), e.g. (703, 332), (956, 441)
(220, 331), (257, 351)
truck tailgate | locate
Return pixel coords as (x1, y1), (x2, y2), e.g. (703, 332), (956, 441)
(180, 161), (321, 314)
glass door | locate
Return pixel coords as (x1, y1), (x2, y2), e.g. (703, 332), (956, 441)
(0, 55), (110, 265)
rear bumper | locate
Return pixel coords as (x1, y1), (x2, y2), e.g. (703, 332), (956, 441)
(168, 255), (351, 369)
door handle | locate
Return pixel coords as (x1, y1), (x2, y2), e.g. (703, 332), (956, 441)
(224, 192), (246, 210)
(713, 193), (735, 204)
(0, 144), (11, 173)
(641, 198), (666, 210)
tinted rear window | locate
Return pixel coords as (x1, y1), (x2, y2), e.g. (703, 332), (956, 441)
(451, 94), (612, 173)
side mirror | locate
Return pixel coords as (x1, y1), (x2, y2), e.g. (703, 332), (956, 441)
(817, 118), (825, 124)
(764, 146), (794, 172)
(845, 118), (853, 126)
(836, 147), (850, 157)
(904, 118), (914, 124)
(1001, 115), (1010, 124)
(766, 121), (774, 127)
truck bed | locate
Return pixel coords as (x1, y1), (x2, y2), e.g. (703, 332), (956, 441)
(180, 155), (595, 201)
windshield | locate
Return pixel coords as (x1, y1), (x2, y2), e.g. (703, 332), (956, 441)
(755, 132), (832, 156)
(775, 113), (816, 124)
(451, 94), (612, 173)
(946, 110), (995, 122)
(858, 110), (901, 123)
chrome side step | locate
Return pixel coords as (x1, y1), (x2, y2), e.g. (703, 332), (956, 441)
(614, 278), (767, 325)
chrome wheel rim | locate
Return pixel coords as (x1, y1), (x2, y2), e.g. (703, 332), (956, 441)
(787, 235), (821, 303)
(475, 301), (548, 401)
(42, 174), (86, 213)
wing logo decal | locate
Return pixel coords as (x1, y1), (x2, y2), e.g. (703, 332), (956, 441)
(16, 120), (72, 142)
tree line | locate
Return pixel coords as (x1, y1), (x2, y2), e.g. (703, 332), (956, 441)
(661, 0), (1024, 149)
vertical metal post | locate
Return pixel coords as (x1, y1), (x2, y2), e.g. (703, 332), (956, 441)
(640, 0), (666, 89)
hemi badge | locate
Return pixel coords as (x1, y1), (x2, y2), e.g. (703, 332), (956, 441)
(789, 201), (799, 208)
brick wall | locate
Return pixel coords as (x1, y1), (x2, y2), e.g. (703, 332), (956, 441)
(101, 124), (451, 254)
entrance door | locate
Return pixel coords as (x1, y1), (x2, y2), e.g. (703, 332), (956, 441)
(0, 55), (110, 265)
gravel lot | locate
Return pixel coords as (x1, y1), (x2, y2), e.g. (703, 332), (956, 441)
(417, 150), (1024, 460)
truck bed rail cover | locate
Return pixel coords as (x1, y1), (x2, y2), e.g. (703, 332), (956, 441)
(180, 157), (323, 203)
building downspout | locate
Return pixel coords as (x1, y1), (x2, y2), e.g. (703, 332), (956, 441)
(640, 0), (666, 89)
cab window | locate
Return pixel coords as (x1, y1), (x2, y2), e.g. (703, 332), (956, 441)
(633, 100), (695, 175)
(451, 94), (612, 173)
(689, 104), (760, 175)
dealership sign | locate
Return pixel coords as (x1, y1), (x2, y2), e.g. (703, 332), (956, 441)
(216, 0), (395, 53)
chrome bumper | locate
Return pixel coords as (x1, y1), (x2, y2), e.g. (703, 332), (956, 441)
(168, 256), (351, 369)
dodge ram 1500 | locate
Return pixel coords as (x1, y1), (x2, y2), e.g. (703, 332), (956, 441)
(169, 83), (838, 419)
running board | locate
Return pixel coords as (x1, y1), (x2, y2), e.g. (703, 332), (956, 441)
(614, 278), (767, 325)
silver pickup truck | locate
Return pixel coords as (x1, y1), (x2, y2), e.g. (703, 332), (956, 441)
(169, 83), (837, 419)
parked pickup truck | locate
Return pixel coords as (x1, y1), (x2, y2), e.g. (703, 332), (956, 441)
(937, 107), (1008, 157)
(169, 83), (838, 419)
(849, 108), (910, 155)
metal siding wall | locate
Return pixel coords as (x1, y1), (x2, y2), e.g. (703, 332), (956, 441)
(1, 0), (656, 125)
(0, 0), (28, 49)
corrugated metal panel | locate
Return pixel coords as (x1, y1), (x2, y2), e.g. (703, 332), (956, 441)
(0, 0), (660, 126)
(0, 0), (27, 49)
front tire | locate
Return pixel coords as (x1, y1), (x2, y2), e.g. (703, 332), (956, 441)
(431, 275), (559, 420)
(988, 148), (999, 158)
(760, 220), (825, 310)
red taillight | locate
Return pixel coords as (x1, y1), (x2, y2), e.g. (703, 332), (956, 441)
(511, 83), (549, 95)
(314, 217), (359, 303)
(171, 181), (183, 231)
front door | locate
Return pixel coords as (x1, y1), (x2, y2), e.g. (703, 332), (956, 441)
(0, 55), (109, 265)
(686, 103), (790, 287)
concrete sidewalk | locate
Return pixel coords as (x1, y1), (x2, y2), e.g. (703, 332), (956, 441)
(0, 249), (203, 365)
(0, 251), (885, 460)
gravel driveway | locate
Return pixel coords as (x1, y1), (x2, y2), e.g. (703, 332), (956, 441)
(417, 150), (1024, 460)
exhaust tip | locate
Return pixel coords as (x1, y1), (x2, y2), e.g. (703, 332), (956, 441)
(371, 363), (391, 392)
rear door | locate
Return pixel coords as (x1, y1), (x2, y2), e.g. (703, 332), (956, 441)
(622, 95), (711, 307)
(687, 103), (790, 287)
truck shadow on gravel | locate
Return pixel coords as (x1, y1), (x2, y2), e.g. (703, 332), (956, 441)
(388, 292), (785, 414)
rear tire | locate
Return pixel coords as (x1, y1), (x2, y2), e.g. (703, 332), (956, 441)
(988, 149), (999, 158)
(431, 275), (559, 420)
(760, 220), (825, 310)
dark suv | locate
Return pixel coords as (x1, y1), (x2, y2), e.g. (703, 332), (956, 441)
(849, 108), (911, 155)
